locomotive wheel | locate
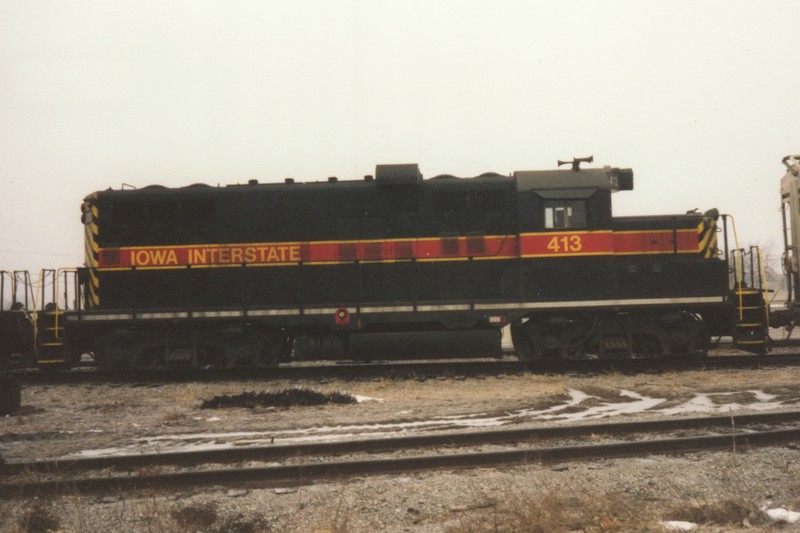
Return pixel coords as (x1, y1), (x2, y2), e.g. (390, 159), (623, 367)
(252, 332), (292, 367)
(664, 312), (709, 357)
(511, 321), (538, 360)
(96, 343), (132, 367)
(198, 345), (228, 367)
(631, 332), (663, 358)
(135, 345), (166, 369)
(561, 333), (588, 359)
(512, 319), (593, 360)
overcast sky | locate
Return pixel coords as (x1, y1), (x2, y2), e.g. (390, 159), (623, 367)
(1, 0), (798, 274)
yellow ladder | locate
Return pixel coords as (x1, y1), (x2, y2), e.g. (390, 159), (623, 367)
(33, 268), (80, 367)
(733, 287), (769, 354)
(36, 306), (68, 365)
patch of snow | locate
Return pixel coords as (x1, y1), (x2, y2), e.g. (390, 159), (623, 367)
(750, 390), (778, 402)
(660, 520), (698, 531)
(67, 386), (800, 458)
(657, 390), (788, 416)
(522, 389), (666, 423)
(766, 507), (800, 523)
(353, 395), (384, 403)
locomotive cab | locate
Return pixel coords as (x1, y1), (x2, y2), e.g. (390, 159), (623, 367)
(507, 163), (737, 359)
(514, 165), (631, 233)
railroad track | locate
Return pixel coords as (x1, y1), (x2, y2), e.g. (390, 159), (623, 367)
(3, 410), (800, 498)
(8, 351), (800, 385)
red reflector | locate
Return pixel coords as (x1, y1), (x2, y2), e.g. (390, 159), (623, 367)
(335, 307), (350, 325)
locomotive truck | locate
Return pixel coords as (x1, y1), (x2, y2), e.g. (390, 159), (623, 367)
(0, 157), (778, 370)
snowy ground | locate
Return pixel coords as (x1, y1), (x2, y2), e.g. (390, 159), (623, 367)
(68, 386), (798, 458)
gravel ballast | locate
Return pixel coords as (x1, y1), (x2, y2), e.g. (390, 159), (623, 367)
(2, 367), (800, 531)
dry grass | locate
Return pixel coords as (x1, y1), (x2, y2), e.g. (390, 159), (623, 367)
(299, 492), (354, 533)
(445, 490), (771, 532)
(339, 366), (800, 414)
(12, 498), (60, 533)
(171, 501), (273, 533)
(170, 502), (219, 530)
(170, 386), (201, 407)
(445, 486), (663, 533)
(665, 499), (766, 528)
(159, 408), (192, 426)
(0, 492), (271, 533)
(578, 367), (800, 399)
(352, 374), (569, 403)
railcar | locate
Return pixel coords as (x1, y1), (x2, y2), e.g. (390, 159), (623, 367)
(0, 272), (27, 411)
(4, 159), (772, 368)
(772, 154), (800, 329)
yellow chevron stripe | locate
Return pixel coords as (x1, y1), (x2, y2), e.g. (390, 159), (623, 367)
(84, 200), (101, 306)
(697, 216), (718, 259)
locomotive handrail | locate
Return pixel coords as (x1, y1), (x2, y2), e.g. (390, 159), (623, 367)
(0, 271), (10, 311)
(52, 268), (78, 339)
(31, 271), (42, 345)
(726, 215), (746, 321)
(756, 246), (771, 329)
(0, 271), (35, 312)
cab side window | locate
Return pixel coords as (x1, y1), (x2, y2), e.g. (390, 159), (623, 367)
(544, 200), (586, 229)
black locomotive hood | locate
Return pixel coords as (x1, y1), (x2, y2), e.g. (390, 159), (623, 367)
(514, 166), (633, 192)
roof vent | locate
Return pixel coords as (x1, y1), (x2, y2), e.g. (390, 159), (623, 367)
(285, 178), (295, 184)
(328, 176), (338, 183)
(248, 179), (258, 185)
(364, 175), (374, 181)
(375, 164), (422, 186)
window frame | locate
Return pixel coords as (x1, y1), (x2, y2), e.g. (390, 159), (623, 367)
(543, 199), (587, 230)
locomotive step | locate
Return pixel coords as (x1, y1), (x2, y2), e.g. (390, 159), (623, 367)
(734, 333), (767, 340)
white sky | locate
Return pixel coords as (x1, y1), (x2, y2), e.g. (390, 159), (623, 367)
(1, 0), (798, 273)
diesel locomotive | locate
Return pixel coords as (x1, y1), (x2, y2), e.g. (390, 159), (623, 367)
(0, 157), (779, 370)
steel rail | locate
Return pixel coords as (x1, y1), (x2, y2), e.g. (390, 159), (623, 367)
(2, 425), (799, 499)
(10, 352), (800, 385)
(5, 410), (800, 476)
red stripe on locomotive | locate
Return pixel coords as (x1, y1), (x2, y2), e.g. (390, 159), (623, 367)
(96, 228), (702, 269)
